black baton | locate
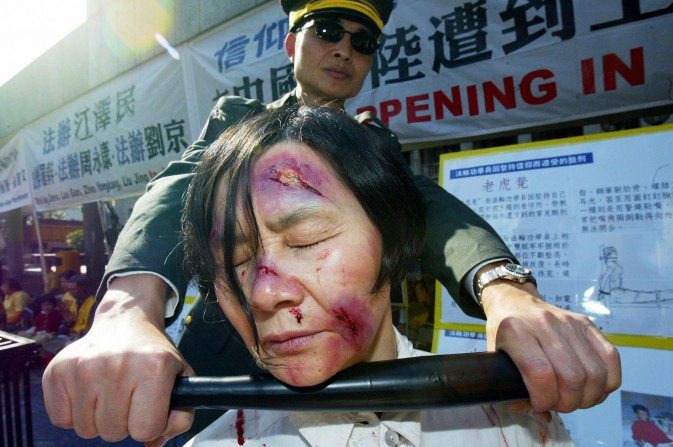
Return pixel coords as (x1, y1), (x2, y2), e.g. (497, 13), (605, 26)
(170, 351), (528, 411)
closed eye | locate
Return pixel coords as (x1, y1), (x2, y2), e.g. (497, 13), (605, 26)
(288, 232), (338, 250)
(234, 258), (252, 268)
(233, 245), (254, 268)
(291, 239), (325, 250)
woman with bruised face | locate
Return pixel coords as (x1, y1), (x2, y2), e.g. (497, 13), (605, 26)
(181, 106), (572, 446)
(183, 104), (424, 387)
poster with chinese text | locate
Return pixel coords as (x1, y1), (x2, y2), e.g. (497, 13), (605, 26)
(22, 56), (192, 211)
(437, 124), (673, 349)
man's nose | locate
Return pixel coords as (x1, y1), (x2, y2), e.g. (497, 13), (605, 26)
(250, 261), (304, 312)
(332, 34), (352, 60)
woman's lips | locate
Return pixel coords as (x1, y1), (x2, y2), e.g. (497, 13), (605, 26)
(263, 331), (322, 353)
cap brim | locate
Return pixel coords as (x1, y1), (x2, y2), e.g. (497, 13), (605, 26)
(300, 9), (380, 33)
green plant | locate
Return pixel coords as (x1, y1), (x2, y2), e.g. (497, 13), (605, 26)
(66, 228), (84, 252)
(39, 210), (67, 220)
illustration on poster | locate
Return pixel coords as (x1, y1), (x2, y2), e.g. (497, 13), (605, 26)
(598, 246), (673, 308)
(621, 391), (673, 447)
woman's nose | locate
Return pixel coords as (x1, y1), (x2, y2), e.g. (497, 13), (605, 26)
(249, 261), (304, 312)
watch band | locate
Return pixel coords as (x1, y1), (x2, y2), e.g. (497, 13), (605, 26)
(475, 263), (537, 303)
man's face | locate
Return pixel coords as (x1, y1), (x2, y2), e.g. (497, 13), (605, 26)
(212, 141), (393, 387)
(286, 17), (374, 106)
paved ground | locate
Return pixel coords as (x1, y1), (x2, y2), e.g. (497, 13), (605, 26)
(29, 366), (187, 447)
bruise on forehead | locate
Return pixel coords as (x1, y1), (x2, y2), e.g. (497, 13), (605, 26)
(252, 148), (337, 216)
(253, 147), (334, 203)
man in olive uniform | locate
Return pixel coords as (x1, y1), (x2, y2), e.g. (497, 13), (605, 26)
(43, 1), (621, 446)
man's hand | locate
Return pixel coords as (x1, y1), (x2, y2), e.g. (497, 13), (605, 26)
(42, 275), (194, 446)
(481, 280), (621, 414)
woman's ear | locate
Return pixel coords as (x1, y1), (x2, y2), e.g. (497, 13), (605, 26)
(285, 32), (296, 63)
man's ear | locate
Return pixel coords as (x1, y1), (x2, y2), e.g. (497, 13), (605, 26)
(285, 32), (296, 62)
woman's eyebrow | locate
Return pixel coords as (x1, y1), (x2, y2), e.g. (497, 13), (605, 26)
(274, 204), (337, 230)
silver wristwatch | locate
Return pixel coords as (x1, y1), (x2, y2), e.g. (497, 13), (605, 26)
(475, 263), (537, 302)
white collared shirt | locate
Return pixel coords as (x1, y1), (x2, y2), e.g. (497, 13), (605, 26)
(184, 329), (573, 447)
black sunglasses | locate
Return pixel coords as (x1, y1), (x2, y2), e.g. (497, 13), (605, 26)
(302, 19), (380, 55)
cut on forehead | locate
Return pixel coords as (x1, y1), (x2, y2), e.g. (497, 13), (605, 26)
(211, 139), (345, 238)
(252, 141), (341, 197)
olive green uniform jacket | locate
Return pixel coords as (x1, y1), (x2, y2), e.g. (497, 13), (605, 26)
(101, 91), (515, 435)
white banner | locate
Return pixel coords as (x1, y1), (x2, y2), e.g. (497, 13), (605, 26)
(0, 134), (31, 213)
(22, 55), (192, 211)
(183, 1), (294, 123)
(437, 123), (673, 347)
(185, 0), (673, 144)
(350, 0), (673, 143)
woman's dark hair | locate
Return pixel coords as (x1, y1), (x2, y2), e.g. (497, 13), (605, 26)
(182, 105), (426, 346)
(4, 278), (21, 291)
(40, 293), (57, 306)
(632, 404), (649, 414)
(60, 269), (77, 281)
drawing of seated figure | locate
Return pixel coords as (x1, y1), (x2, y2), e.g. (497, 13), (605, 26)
(598, 246), (673, 306)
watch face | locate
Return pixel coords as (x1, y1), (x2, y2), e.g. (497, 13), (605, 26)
(504, 263), (530, 275)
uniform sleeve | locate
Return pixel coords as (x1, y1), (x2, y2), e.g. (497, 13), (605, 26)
(414, 174), (515, 319)
(98, 96), (266, 314)
(357, 113), (516, 319)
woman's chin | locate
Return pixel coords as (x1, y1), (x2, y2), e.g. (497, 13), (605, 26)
(272, 363), (341, 388)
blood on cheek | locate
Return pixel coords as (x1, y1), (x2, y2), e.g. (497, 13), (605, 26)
(329, 297), (374, 349)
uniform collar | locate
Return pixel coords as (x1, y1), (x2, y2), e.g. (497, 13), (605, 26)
(266, 89), (349, 111)
(289, 328), (424, 447)
(267, 90), (299, 110)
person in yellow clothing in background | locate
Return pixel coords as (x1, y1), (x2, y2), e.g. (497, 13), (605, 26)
(42, 274), (97, 361)
(2, 278), (32, 331)
(55, 270), (79, 331)
(68, 275), (96, 337)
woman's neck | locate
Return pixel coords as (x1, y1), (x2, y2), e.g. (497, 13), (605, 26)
(365, 304), (398, 362)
